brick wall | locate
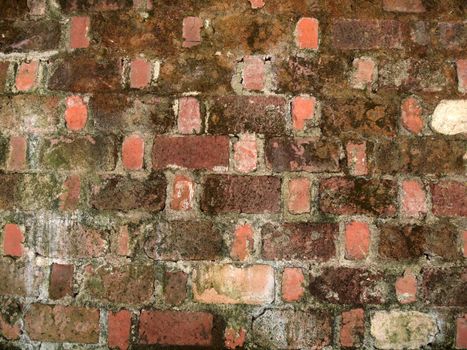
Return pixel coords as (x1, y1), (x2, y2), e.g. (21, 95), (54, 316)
(0, 0), (466, 349)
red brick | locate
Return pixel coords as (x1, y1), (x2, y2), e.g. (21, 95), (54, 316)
(60, 174), (81, 211)
(351, 57), (376, 89)
(395, 269), (417, 304)
(233, 134), (257, 173)
(383, 0), (425, 12)
(139, 310), (213, 346)
(230, 223), (254, 261)
(262, 222), (337, 261)
(182, 17), (203, 48)
(49, 263), (73, 299)
(291, 96), (316, 130)
(340, 309), (364, 348)
(65, 95), (88, 131)
(7, 136), (27, 171)
(209, 96), (287, 135)
(178, 97), (201, 134)
(296, 17), (319, 49)
(401, 97), (423, 134)
(320, 177), (397, 216)
(122, 134), (144, 170)
(249, 0), (265, 9)
(193, 264), (274, 304)
(171, 174), (194, 211)
(431, 181), (467, 217)
(463, 231), (467, 258)
(152, 135), (229, 170)
(346, 141), (368, 176)
(401, 179), (427, 217)
(457, 314), (467, 349)
(108, 310), (131, 350)
(201, 175), (281, 214)
(242, 56), (265, 91)
(70, 16), (90, 49)
(345, 221), (370, 260)
(130, 58), (151, 89)
(265, 137), (341, 172)
(116, 225), (130, 256)
(282, 267), (305, 302)
(2, 224), (24, 258)
(332, 19), (403, 50)
(0, 314), (20, 341)
(24, 304), (99, 343)
(457, 59), (467, 93)
(225, 327), (246, 349)
(287, 177), (311, 214)
(16, 61), (38, 91)
(164, 270), (188, 305)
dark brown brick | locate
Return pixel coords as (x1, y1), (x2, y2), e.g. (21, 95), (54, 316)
(209, 96), (287, 135)
(0, 174), (21, 210)
(24, 304), (100, 343)
(422, 268), (467, 306)
(332, 19), (403, 50)
(144, 220), (223, 261)
(319, 177), (397, 216)
(0, 20), (60, 53)
(262, 222), (337, 261)
(164, 270), (188, 305)
(0, 62), (8, 92)
(91, 172), (166, 212)
(49, 264), (74, 300)
(59, 0), (132, 12)
(81, 263), (155, 305)
(438, 22), (466, 50)
(139, 310), (214, 346)
(431, 181), (467, 217)
(152, 136), (229, 170)
(374, 137), (465, 176)
(48, 54), (122, 92)
(378, 221), (460, 261)
(0, 0), (29, 19)
(265, 137), (341, 172)
(91, 94), (175, 133)
(309, 267), (385, 305)
(201, 175), (281, 214)
(39, 136), (117, 172)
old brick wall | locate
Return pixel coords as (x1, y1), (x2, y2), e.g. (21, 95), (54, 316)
(0, 0), (466, 349)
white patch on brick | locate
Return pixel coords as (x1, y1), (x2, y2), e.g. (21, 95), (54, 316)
(431, 99), (467, 135)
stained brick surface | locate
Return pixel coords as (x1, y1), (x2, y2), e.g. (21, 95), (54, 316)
(0, 1), (465, 349)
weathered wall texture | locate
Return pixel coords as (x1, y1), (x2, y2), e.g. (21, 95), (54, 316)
(0, 0), (466, 349)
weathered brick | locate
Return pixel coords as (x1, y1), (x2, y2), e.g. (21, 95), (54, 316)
(371, 311), (437, 349)
(65, 95), (88, 131)
(144, 220), (222, 261)
(401, 97), (423, 134)
(40, 135), (117, 171)
(421, 267), (466, 306)
(242, 56), (265, 91)
(332, 19), (403, 50)
(395, 268), (417, 304)
(231, 223), (254, 261)
(291, 95), (316, 131)
(201, 175), (281, 214)
(91, 94), (175, 133)
(139, 310), (213, 346)
(346, 141), (368, 176)
(457, 315), (467, 349)
(457, 59), (467, 93)
(24, 304), (99, 343)
(266, 137), (341, 172)
(224, 328), (246, 350)
(81, 263), (155, 305)
(108, 310), (131, 350)
(282, 267), (305, 302)
(295, 17), (319, 49)
(287, 177), (311, 214)
(49, 263), (73, 299)
(374, 137), (465, 175)
(351, 57), (377, 89)
(59, 175), (80, 211)
(438, 22), (466, 50)
(431, 181), (467, 217)
(0, 258), (43, 297)
(130, 58), (151, 89)
(309, 267), (385, 304)
(233, 134), (257, 173)
(48, 54), (121, 92)
(253, 309), (332, 349)
(1, 0), (30, 19)
(209, 96), (287, 135)
(15, 61), (38, 91)
(182, 16), (203, 48)
(164, 270), (188, 305)
(178, 97), (201, 134)
(383, 0), (425, 12)
(59, 0), (132, 12)
(401, 179), (427, 217)
(170, 175), (194, 211)
(91, 172), (166, 211)
(340, 308), (364, 348)
(262, 222), (337, 261)
(152, 135), (229, 170)
(0, 20), (60, 53)
(378, 221), (459, 261)
(0, 62), (9, 93)
(193, 264), (274, 304)
(319, 177), (397, 216)
(249, 0), (265, 9)
(122, 134), (144, 170)
(70, 16), (90, 49)
(345, 221), (370, 261)
(7, 136), (27, 171)
(2, 224), (24, 258)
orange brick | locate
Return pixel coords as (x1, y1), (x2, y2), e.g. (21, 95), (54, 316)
(16, 61), (39, 91)
(345, 221), (370, 260)
(108, 310), (131, 350)
(291, 96), (316, 131)
(65, 96), (88, 131)
(122, 134), (144, 170)
(130, 58), (151, 89)
(230, 223), (254, 261)
(282, 267), (305, 302)
(70, 16), (90, 49)
(287, 177), (311, 214)
(401, 97), (423, 134)
(233, 134), (257, 173)
(296, 18), (319, 49)
(395, 269), (417, 304)
(171, 175), (194, 211)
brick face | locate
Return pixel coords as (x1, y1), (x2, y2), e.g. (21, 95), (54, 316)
(0, 1), (465, 349)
